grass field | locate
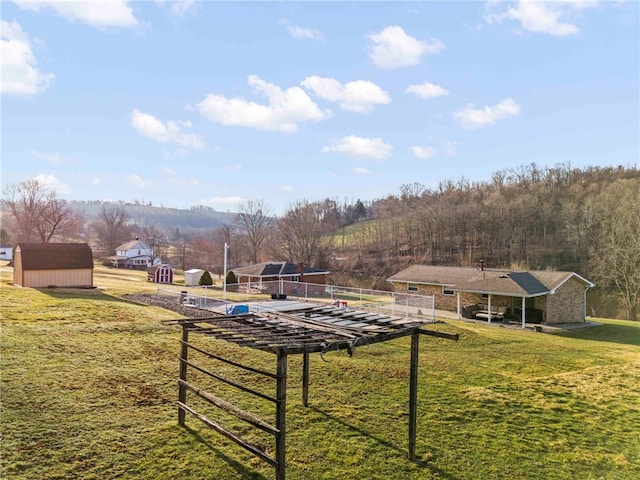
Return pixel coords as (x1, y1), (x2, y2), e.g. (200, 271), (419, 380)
(1, 264), (639, 479)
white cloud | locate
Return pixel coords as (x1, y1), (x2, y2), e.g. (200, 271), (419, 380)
(170, 0), (197, 17)
(406, 82), (449, 100)
(201, 196), (246, 210)
(91, 177), (101, 185)
(160, 166), (176, 175)
(280, 185), (293, 192)
(368, 26), (444, 69)
(33, 173), (70, 194)
(126, 174), (149, 188)
(13, 0), (139, 29)
(130, 109), (205, 149)
(31, 149), (67, 164)
(485, 1), (598, 36)
(301, 76), (391, 113)
(279, 19), (324, 41)
(352, 167), (373, 175)
(442, 140), (460, 156)
(197, 75), (330, 133)
(322, 135), (393, 161)
(454, 98), (521, 129)
(226, 164), (243, 172)
(1, 20), (54, 96)
(411, 146), (439, 159)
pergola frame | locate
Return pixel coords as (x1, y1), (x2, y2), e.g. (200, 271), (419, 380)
(164, 304), (458, 480)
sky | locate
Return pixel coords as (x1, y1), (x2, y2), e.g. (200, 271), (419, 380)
(1, 1), (638, 216)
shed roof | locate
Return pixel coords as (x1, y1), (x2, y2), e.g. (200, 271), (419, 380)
(233, 261), (329, 278)
(16, 243), (93, 270)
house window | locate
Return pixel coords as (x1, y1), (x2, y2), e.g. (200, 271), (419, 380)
(481, 293), (489, 299)
(442, 287), (454, 296)
(408, 283), (418, 293)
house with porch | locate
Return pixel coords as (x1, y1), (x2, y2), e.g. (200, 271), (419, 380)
(106, 239), (158, 270)
(387, 265), (594, 327)
(231, 261), (329, 296)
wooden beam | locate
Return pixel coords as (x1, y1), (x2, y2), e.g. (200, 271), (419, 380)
(409, 330), (419, 461)
(275, 352), (287, 480)
(177, 401), (277, 467)
(180, 379), (279, 435)
(418, 329), (459, 341)
(178, 324), (189, 426)
(302, 352), (309, 407)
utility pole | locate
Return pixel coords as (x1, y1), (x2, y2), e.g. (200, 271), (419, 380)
(223, 242), (228, 301)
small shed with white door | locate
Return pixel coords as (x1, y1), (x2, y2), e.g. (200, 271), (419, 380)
(184, 269), (205, 286)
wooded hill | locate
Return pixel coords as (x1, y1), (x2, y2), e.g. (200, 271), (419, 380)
(68, 200), (237, 232)
(329, 164), (639, 319)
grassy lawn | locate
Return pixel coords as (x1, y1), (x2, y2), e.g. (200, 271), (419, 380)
(1, 264), (639, 479)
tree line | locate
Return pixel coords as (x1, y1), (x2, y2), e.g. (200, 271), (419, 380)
(2, 162), (638, 320)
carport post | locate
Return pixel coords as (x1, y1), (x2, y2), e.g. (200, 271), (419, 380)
(521, 297), (526, 329)
(276, 351), (288, 480)
(302, 352), (310, 407)
(178, 324), (189, 426)
(409, 330), (419, 461)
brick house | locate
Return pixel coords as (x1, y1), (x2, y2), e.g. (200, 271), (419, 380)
(387, 265), (594, 327)
(13, 243), (94, 288)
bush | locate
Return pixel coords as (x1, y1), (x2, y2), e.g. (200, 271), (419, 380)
(198, 270), (213, 286)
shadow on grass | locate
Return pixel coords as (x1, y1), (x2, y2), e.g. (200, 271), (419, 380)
(183, 424), (269, 480)
(309, 406), (459, 480)
(554, 322), (640, 347)
(35, 287), (151, 305)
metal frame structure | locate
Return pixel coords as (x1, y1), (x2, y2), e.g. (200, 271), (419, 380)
(164, 303), (458, 480)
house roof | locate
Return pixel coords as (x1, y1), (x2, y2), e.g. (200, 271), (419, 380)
(148, 264), (172, 274)
(16, 243), (93, 270)
(387, 265), (593, 297)
(116, 240), (148, 251)
(232, 261), (329, 278)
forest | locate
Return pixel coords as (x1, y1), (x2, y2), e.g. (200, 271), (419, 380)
(2, 162), (639, 320)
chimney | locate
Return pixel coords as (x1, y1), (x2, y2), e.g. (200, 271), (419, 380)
(298, 262), (304, 283)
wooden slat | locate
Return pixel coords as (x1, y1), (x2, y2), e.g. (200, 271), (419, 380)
(178, 401), (277, 467)
(180, 380), (278, 435)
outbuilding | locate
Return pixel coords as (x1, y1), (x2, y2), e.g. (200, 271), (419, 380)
(13, 243), (94, 288)
(148, 264), (174, 284)
(184, 268), (205, 286)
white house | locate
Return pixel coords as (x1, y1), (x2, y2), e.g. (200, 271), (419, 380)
(107, 239), (159, 270)
(0, 246), (13, 261)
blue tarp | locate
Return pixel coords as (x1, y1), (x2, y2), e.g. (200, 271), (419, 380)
(226, 304), (249, 315)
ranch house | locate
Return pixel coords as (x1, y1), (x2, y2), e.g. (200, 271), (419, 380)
(387, 264), (594, 327)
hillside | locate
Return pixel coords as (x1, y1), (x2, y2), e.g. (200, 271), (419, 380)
(69, 200), (237, 231)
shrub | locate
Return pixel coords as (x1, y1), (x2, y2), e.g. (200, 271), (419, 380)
(198, 270), (213, 286)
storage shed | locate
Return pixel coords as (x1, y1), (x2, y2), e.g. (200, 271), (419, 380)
(13, 243), (94, 288)
(184, 269), (205, 286)
(148, 264), (174, 284)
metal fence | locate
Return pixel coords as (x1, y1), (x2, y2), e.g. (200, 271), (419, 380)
(157, 280), (436, 321)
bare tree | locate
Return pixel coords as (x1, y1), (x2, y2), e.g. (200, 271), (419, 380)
(275, 199), (336, 269)
(2, 178), (80, 243)
(91, 204), (132, 256)
(589, 179), (640, 320)
(235, 199), (275, 264)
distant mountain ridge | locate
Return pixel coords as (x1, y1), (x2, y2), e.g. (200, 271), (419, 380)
(69, 200), (237, 231)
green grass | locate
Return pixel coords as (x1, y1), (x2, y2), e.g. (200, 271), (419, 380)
(1, 264), (639, 479)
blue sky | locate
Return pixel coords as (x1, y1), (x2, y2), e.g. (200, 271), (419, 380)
(2, 1), (638, 215)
